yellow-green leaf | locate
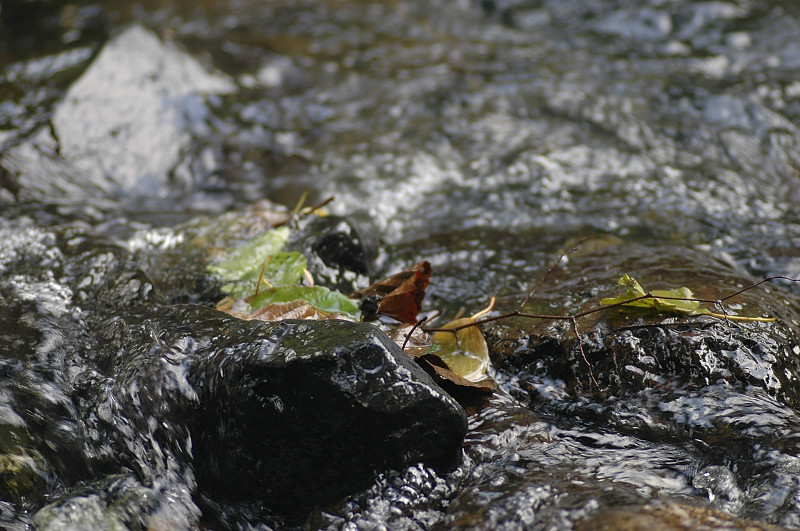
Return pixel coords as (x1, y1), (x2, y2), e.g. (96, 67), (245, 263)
(432, 317), (489, 382)
(601, 274), (709, 316)
(257, 252), (308, 288)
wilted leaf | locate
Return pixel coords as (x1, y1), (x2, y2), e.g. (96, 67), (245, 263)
(432, 317), (490, 382)
(391, 324), (433, 357)
(245, 300), (328, 321)
(389, 308), (495, 400)
(354, 261), (432, 323)
(207, 226), (290, 298)
(415, 354), (496, 398)
(601, 274), (709, 316)
(247, 285), (360, 318)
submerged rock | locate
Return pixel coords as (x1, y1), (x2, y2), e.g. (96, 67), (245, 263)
(487, 244), (800, 405)
(31, 474), (184, 531)
(480, 243), (800, 528)
(576, 501), (785, 531)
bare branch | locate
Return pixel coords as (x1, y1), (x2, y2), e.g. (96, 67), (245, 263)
(421, 269), (800, 393)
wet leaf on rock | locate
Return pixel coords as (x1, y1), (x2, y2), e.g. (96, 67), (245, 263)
(247, 286), (360, 319)
(601, 273), (709, 316)
(432, 317), (490, 383)
(245, 300), (330, 321)
(415, 353), (496, 398)
(256, 251), (308, 288)
(206, 226), (290, 298)
(391, 323), (433, 357)
(390, 304), (495, 398)
(354, 261), (432, 323)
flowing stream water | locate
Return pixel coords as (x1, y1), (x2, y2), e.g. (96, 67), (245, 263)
(2, 0), (800, 529)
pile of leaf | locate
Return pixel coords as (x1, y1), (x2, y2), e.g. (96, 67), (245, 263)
(210, 225), (360, 320)
(206, 224), (495, 399)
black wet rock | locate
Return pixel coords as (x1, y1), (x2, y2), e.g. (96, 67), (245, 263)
(288, 215), (376, 294)
(198, 314), (468, 508)
(92, 305), (468, 513)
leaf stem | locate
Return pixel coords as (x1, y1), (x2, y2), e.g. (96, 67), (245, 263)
(255, 254), (273, 295)
(706, 312), (776, 322)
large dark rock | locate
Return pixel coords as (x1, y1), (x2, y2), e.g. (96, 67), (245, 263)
(90, 304), (467, 513)
(188, 311), (468, 509)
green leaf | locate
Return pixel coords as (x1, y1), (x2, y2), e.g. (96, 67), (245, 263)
(601, 274), (710, 316)
(207, 227), (289, 297)
(259, 252), (308, 287)
(247, 286), (360, 318)
(600, 273), (645, 303)
(423, 343), (442, 355)
(649, 287), (704, 315)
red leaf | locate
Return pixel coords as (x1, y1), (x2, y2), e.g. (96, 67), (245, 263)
(354, 261), (432, 323)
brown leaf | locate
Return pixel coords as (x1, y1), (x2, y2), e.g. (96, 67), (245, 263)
(218, 297), (357, 322)
(354, 261), (432, 323)
(390, 323), (433, 357)
(416, 354), (496, 398)
(245, 300), (326, 321)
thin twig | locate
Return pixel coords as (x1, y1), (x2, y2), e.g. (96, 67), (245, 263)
(300, 196), (334, 215)
(719, 275), (799, 302)
(520, 238), (585, 309)
(254, 255), (273, 296)
(402, 316), (429, 351)
(424, 276), (800, 334)
(286, 190), (335, 229)
(302, 267), (315, 287)
(572, 316), (599, 391)
(291, 189), (310, 216)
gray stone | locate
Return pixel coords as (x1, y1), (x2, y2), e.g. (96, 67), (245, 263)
(5, 25), (233, 199)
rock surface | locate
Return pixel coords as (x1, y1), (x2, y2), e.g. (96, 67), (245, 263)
(487, 243), (800, 405)
(0, 223), (468, 527)
(4, 25), (233, 200)
(98, 305), (469, 510)
(3, 1), (800, 525)
(576, 502), (786, 531)
(287, 215), (376, 294)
